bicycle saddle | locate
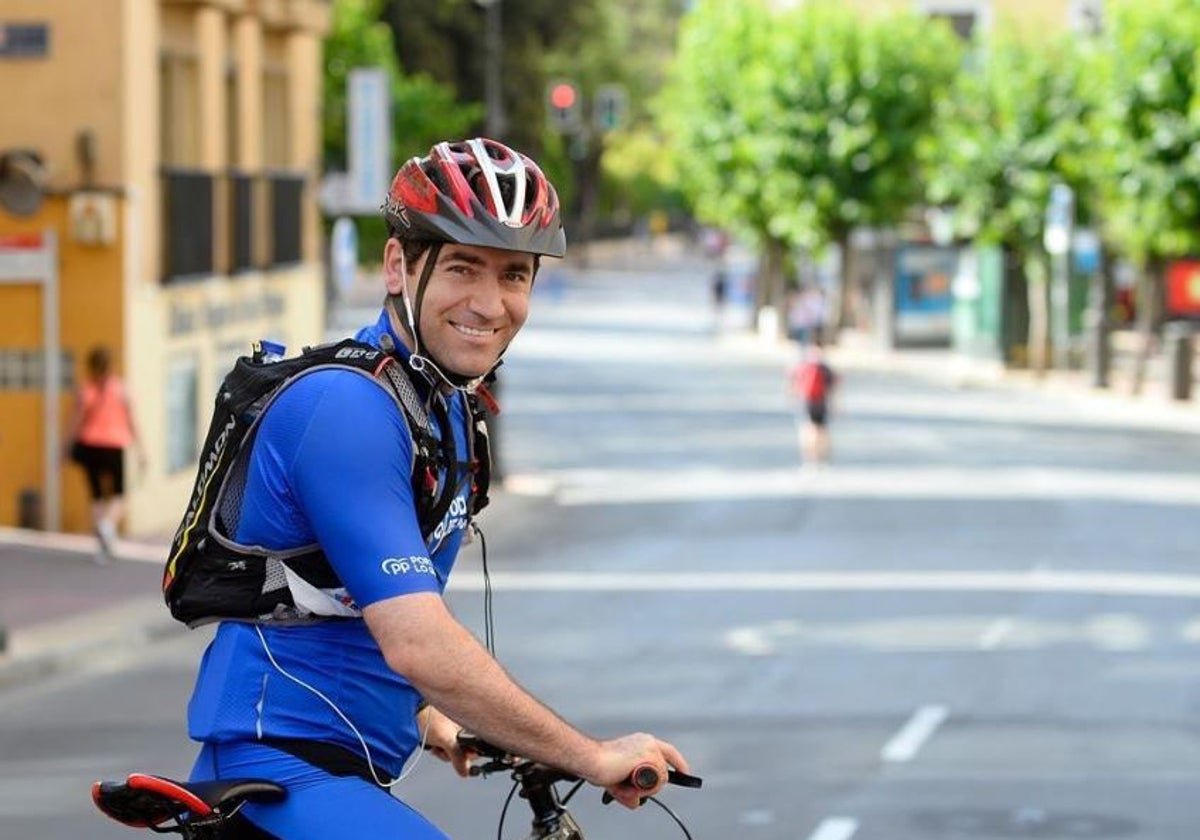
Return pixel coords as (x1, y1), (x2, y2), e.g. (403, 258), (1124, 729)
(92, 773), (287, 828)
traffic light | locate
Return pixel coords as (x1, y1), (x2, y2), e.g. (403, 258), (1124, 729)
(594, 84), (627, 133)
(546, 81), (581, 133)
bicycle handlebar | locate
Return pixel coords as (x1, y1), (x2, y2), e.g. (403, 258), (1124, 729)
(454, 732), (703, 798)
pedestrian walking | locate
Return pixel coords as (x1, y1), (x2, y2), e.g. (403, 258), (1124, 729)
(788, 337), (837, 467)
(65, 345), (144, 560)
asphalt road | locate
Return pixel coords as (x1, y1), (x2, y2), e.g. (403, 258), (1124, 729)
(3, 259), (1200, 840)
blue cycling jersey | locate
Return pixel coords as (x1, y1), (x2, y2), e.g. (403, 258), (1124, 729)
(187, 310), (472, 778)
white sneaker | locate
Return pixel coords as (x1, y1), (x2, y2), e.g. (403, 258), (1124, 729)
(95, 520), (118, 560)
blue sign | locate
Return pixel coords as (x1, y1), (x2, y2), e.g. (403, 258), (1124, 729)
(895, 244), (956, 344)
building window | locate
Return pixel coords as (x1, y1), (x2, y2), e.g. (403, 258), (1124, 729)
(263, 67), (291, 169)
(226, 63), (240, 168)
(917, 1), (989, 40)
(1068, 0), (1103, 34)
(165, 354), (199, 472)
(160, 52), (201, 167)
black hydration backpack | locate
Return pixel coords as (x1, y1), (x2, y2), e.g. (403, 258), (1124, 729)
(162, 338), (492, 627)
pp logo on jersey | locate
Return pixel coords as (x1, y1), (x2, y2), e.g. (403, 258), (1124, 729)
(381, 556), (435, 576)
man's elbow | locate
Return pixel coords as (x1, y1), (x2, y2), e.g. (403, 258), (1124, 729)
(365, 592), (460, 686)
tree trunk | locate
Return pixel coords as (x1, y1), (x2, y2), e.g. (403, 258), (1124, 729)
(1024, 251), (1050, 377)
(830, 230), (852, 337)
(756, 237), (789, 341)
(1129, 258), (1164, 396)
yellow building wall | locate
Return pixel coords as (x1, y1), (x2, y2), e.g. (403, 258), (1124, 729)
(0, 1), (125, 189)
(2, 0), (330, 537)
(0, 198), (127, 532)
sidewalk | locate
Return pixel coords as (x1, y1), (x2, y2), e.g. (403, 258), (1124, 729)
(0, 529), (177, 690)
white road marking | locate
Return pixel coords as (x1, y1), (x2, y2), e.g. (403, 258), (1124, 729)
(979, 618), (1015, 649)
(882, 705), (949, 763)
(724, 626), (776, 656)
(445, 570), (1200, 599)
(807, 817), (859, 840)
(526, 465), (1200, 507)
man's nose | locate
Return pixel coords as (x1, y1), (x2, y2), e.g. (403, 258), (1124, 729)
(469, 276), (507, 319)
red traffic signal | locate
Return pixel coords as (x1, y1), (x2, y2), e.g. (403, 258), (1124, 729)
(550, 83), (577, 110)
(546, 81), (582, 132)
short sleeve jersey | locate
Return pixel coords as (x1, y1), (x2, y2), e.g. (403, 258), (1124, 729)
(186, 311), (474, 776)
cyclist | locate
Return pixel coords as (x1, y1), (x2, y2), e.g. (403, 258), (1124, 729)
(184, 138), (689, 839)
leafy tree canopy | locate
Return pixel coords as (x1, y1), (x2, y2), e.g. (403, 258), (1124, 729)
(1088, 0), (1200, 263)
(923, 25), (1095, 253)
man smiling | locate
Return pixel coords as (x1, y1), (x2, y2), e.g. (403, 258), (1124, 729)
(182, 138), (690, 839)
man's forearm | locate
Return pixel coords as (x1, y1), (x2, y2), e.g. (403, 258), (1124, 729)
(367, 594), (603, 780)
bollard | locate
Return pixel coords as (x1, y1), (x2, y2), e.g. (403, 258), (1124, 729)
(17, 488), (42, 530)
(1164, 321), (1195, 401)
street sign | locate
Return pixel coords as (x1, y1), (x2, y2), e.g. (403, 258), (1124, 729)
(347, 68), (391, 214)
(330, 217), (358, 298)
(594, 84), (627, 133)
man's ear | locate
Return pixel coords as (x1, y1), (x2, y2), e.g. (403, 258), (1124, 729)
(384, 238), (407, 295)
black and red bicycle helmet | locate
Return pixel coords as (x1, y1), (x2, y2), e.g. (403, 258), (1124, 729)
(384, 138), (566, 258)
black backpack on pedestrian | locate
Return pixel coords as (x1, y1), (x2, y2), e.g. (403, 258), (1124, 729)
(162, 337), (492, 627)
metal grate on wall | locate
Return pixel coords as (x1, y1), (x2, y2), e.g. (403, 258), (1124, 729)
(0, 349), (74, 390)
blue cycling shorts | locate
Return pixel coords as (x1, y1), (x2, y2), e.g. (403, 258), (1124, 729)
(190, 742), (448, 840)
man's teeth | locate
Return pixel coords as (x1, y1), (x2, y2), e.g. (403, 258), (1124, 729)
(453, 323), (494, 337)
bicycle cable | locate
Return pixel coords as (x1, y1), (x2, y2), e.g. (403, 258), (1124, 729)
(644, 796), (695, 840)
(496, 779), (520, 840)
(254, 625), (431, 789)
(471, 520), (496, 655)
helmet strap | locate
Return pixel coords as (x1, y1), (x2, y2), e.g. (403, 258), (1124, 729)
(390, 241), (495, 394)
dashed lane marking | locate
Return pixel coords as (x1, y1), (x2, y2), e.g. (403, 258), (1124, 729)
(882, 705), (949, 763)
(807, 817), (859, 840)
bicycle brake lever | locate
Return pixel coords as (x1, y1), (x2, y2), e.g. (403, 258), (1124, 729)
(668, 770), (703, 788)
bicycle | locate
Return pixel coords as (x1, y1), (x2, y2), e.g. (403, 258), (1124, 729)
(92, 732), (702, 840)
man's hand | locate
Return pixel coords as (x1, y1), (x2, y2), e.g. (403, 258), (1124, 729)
(588, 733), (690, 810)
(418, 705), (474, 777)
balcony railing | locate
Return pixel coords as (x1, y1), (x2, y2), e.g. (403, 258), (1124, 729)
(162, 169), (214, 281)
(161, 169), (306, 281)
(268, 173), (305, 267)
(229, 170), (255, 274)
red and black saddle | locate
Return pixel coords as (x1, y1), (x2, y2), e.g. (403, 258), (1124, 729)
(92, 773), (285, 835)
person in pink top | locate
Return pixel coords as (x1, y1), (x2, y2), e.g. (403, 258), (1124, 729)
(66, 345), (144, 560)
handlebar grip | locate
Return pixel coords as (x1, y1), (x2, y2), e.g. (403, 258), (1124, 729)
(455, 731), (506, 759)
(631, 765), (659, 791)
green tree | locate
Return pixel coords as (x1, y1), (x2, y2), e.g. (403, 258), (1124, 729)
(924, 27), (1095, 373)
(664, 1), (960, 332)
(1088, 0), (1200, 392)
(763, 5), (961, 329)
